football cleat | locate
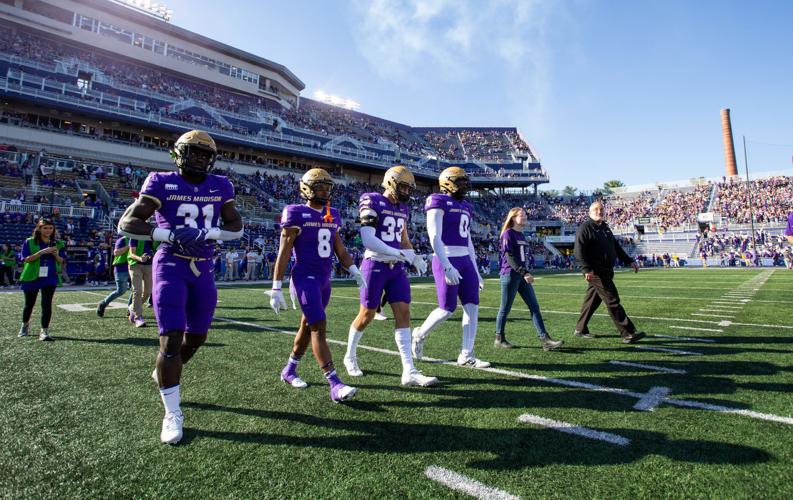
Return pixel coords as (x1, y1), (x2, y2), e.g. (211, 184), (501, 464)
(343, 356), (363, 377)
(96, 302), (107, 318)
(160, 410), (184, 445)
(39, 329), (53, 342)
(18, 324), (29, 337)
(280, 366), (308, 389)
(401, 369), (439, 387)
(330, 383), (357, 403)
(457, 354), (490, 368)
(411, 328), (425, 360)
(134, 317), (147, 328)
(373, 311), (388, 321)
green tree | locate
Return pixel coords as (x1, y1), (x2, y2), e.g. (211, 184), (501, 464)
(602, 179), (624, 195)
(562, 185), (578, 197)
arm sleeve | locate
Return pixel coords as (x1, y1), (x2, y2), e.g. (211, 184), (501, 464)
(574, 225), (593, 274)
(360, 226), (401, 257)
(504, 251), (527, 275)
(427, 208), (452, 269)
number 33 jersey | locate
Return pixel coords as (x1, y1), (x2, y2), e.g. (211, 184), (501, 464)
(139, 171), (234, 259)
(281, 204), (342, 277)
(359, 192), (409, 255)
(424, 192), (474, 248)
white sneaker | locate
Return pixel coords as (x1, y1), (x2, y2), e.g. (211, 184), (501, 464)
(401, 369), (439, 387)
(39, 329), (53, 341)
(343, 355), (363, 377)
(411, 328), (425, 360)
(457, 353), (491, 368)
(373, 312), (388, 321)
(160, 410), (184, 445)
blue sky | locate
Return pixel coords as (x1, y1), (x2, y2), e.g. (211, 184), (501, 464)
(161, 0), (793, 191)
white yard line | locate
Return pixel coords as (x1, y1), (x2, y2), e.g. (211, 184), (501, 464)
(424, 466), (521, 500)
(517, 414), (630, 446)
(691, 313), (735, 318)
(633, 386), (672, 412)
(608, 360), (687, 375)
(652, 334), (716, 343)
(698, 308), (736, 313)
(669, 325), (723, 333)
(635, 346), (703, 356)
(212, 317), (793, 427)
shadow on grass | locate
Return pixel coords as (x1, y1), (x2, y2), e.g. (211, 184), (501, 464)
(180, 402), (772, 468)
(56, 336), (226, 348)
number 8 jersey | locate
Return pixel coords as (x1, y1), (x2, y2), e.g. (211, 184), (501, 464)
(140, 171), (234, 259)
(281, 204), (342, 277)
(424, 192), (474, 248)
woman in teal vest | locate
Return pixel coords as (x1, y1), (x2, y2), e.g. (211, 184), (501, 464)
(18, 218), (66, 341)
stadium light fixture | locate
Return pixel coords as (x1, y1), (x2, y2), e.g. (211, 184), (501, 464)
(110, 0), (174, 22)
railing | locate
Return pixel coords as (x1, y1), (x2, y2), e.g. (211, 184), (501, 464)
(0, 200), (95, 218)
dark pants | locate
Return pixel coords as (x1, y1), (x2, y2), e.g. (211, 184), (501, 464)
(575, 272), (635, 336)
(0, 266), (12, 285)
(23, 286), (57, 329)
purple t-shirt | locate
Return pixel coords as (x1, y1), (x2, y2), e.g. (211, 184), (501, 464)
(140, 172), (234, 259)
(359, 192), (409, 250)
(786, 213), (793, 237)
(424, 193), (474, 247)
(499, 229), (530, 275)
(281, 204), (342, 277)
(113, 236), (128, 272)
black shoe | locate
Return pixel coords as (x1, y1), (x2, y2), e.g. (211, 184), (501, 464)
(541, 335), (564, 351)
(494, 336), (514, 349)
(573, 330), (596, 339)
(96, 302), (107, 318)
(621, 331), (646, 344)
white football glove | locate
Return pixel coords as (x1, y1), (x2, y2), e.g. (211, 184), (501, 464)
(412, 255), (428, 275)
(478, 274), (485, 291)
(266, 289), (288, 315)
(444, 265), (462, 286)
(349, 265), (367, 290)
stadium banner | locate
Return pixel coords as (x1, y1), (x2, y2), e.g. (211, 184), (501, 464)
(697, 212), (721, 223)
(543, 235), (575, 244)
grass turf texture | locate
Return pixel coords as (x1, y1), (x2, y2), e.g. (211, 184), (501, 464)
(1, 268), (792, 498)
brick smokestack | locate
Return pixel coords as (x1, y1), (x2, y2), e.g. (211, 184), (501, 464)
(721, 108), (738, 177)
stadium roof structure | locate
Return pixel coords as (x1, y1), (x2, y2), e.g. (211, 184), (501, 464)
(76, 0), (305, 91)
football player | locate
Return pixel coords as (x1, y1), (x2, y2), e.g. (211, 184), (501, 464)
(270, 168), (365, 403)
(411, 166), (490, 368)
(342, 166), (437, 386)
(119, 130), (243, 444)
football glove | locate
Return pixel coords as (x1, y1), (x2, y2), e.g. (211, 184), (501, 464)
(412, 255), (428, 275)
(173, 227), (208, 255)
(444, 265), (462, 286)
(349, 267), (367, 290)
(478, 274), (485, 291)
(266, 289), (288, 315)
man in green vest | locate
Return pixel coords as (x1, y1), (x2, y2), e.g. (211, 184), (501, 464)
(96, 236), (131, 317)
(128, 238), (158, 327)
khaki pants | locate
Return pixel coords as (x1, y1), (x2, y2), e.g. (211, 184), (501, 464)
(225, 262), (236, 281)
(246, 261), (256, 280)
(130, 264), (153, 318)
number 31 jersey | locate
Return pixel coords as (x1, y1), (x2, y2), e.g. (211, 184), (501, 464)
(359, 192), (409, 253)
(140, 171), (234, 259)
(281, 204), (342, 277)
(424, 192), (474, 248)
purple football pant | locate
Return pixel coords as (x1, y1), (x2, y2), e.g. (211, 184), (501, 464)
(359, 258), (411, 309)
(152, 252), (217, 335)
(432, 255), (480, 313)
(292, 272), (331, 325)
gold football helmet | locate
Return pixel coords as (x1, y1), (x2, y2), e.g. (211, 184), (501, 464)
(382, 165), (416, 203)
(300, 168), (334, 204)
(438, 166), (470, 198)
(172, 129), (217, 174)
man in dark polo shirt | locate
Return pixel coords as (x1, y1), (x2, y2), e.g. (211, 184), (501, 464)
(573, 201), (645, 343)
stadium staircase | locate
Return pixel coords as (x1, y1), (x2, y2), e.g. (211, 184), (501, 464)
(705, 183), (719, 212)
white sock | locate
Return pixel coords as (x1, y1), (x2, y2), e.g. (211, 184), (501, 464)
(461, 303), (479, 357)
(394, 328), (413, 372)
(417, 308), (453, 340)
(159, 385), (181, 414)
(346, 326), (364, 359)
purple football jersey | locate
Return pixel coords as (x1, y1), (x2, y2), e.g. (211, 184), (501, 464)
(359, 192), (409, 250)
(140, 171), (234, 259)
(499, 229), (530, 275)
(281, 204), (342, 277)
(424, 193), (474, 247)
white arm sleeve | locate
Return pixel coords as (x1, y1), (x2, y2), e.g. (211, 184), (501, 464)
(360, 226), (401, 257)
(427, 208), (453, 269)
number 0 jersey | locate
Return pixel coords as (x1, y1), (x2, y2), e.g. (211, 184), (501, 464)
(424, 192), (474, 248)
(281, 204), (342, 277)
(140, 171), (234, 259)
(359, 192), (409, 258)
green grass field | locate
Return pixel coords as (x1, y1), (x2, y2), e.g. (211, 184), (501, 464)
(2, 268), (792, 498)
